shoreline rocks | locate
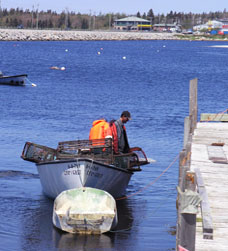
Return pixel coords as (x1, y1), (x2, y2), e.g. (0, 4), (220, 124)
(0, 28), (178, 41)
(1, 28), (227, 41)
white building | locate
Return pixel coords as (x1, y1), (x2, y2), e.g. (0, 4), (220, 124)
(113, 16), (152, 31)
(193, 20), (223, 31)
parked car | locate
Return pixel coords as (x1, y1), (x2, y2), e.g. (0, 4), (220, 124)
(17, 24), (24, 29)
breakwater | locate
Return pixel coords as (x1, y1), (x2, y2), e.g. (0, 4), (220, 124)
(0, 28), (177, 41)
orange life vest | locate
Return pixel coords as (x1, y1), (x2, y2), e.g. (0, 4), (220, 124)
(89, 119), (110, 140)
(89, 119), (119, 153)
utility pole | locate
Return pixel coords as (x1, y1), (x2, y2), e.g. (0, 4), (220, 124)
(0, 0), (2, 21)
(109, 14), (111, 30)
(65, 7), (68, 29)
(93, 12), (96, 30)
(32, 5), (34, 28)
(89, 9), (92, 30)
(36, 4), (39, 29)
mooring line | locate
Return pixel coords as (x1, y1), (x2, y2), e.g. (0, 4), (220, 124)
(26, 77), (37, 87)
(77, 158), (83, 187)
(111, 186), (177, 233)
(84, 159), (94, 186)
(116, 154), (179, 201)
(201, 108), (228, 122)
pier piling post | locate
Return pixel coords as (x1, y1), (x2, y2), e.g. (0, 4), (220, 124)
(189, 78), (198, 133)
(177, 79), (198, 251)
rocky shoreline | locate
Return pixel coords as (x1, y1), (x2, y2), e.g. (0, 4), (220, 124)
(0, 28), (178, 41)
(1, 28), (227, 41)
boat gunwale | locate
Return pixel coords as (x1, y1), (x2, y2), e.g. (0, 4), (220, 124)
(36, 158), (134, 174)
(0, 74), (28, 79)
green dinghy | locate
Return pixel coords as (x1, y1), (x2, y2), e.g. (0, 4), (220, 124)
(53, 187), (118, 234)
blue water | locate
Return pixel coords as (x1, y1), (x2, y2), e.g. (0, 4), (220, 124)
(1, 39), (228, 251)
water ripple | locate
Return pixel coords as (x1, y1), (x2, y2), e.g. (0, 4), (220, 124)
(0, 170), (39, 179)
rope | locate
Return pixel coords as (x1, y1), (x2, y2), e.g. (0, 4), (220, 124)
(116, 154), (179, 201)
(110, 186), (177, 233)
(77, 158), (83, 187)
(84, 159), (94, 186)
(109, 226), (132, 233)
(25, 77), (37, 87)
(202, 108), (228, 122)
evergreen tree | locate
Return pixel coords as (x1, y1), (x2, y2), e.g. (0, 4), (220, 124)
(58, 12), (65, 28)
(147, 9), (154, 23)
(48, 19), (53, 28)
(13, 18), (18, 27)
(81, 18), (88, 29)
(0, 6), (228, 30)
(27, 20), (31, 27)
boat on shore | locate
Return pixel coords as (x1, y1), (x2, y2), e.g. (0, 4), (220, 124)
(0, 71), (27, 86)
(21, 138), (149, 199)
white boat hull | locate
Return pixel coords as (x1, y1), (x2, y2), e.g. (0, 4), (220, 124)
(36, 158), (133, 199)
(53, 187), (118, 234)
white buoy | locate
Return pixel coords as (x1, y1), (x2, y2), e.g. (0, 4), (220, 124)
(122, 56), (126, 60)
(65, 49), (68, 52)
(53, 187), (118, 234)
(60, 67), (66, 71)
(98, 51), (101, 55)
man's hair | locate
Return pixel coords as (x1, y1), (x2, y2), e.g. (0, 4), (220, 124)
(121, 111), (131, 119)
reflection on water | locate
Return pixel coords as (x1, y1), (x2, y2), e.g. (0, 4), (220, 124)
(53, 231), (114, 250)
(0, 170), (39, 179)
(113, 200), (134, 232)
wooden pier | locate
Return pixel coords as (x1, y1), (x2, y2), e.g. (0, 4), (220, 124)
(176, 79), (228, 251)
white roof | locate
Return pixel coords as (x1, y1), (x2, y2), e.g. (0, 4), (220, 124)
(115, 16), (150, 23)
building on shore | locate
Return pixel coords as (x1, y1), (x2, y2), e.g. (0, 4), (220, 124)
(113, 16), (152, 31)
(193, 19), (228, 30)
(153, 23), (181, 32)
(193, 20), (223, 31)
(193, 19), (228, 35)
(219, 19), (228, 34)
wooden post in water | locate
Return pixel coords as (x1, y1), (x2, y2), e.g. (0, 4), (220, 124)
(179, 172), (197, 251)
(176, 79), (198, 251)
(183, 116), (190, 150)
(189, 78), (198, 134)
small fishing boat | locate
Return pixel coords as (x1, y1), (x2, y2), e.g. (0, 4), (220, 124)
(53, 187), (118, 234)
(21, 138), (149, 199)
(0, 71), (27, 86)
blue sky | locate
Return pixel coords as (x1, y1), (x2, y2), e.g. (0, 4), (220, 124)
(2, 0), (228, 14)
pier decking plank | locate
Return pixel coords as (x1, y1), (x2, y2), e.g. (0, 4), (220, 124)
(190, 122), (228, 250)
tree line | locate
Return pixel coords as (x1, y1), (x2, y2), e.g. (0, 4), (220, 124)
(0, 7), (228, 30)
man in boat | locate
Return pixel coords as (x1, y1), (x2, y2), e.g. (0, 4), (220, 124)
(112, 111), (131, 154)
(89, 111), (131, 154)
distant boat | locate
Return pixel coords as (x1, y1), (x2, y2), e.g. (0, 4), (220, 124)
(0, 71), (27, 86)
